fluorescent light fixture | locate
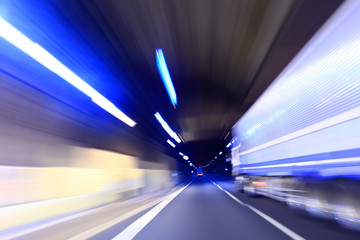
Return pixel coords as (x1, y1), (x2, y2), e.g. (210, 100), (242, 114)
(219, 152), (222, 155)
(154, 112), (181, 143)
(167, 139), (176, 148)
(0, 17), (136, 127)
(179, 152), (184, 156)
(226, 143), (231, 148)
(178, 134), (185, 143)
(155, 49), (177, 107)
(183, 155), (189, 160)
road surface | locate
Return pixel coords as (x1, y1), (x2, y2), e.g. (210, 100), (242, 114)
(10, 175), (360, 240)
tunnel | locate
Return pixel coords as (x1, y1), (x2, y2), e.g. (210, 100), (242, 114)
(1, 0), (360, 239)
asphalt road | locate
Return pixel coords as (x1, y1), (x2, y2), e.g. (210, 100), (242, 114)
(121, 176), (360, 240)
(91, 175), (360, 240)
(132, 176), (292, 240)
(12, 175), (360, 240)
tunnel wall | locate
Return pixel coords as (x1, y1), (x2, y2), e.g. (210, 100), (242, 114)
(0, 3), (185, 230)
(0, 80), (180, 231)
(0, 125), (178, 230)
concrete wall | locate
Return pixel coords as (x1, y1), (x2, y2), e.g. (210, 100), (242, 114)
(0, 70), (181, 231)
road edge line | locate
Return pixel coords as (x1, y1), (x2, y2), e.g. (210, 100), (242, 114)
(112, 178), (195, 240)
(210, 179), (305, 240)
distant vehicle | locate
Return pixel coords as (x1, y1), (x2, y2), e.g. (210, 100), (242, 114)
(197, 168), (203, 176)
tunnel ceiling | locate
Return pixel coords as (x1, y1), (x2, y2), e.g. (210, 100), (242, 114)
(51, 0), (343, 166)
(61, 0), (297, 143)
(1, 0), (343, 167)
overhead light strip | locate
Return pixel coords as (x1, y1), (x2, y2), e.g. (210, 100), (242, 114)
(0, 17), (136, 127)
(154, 112), (181, 143)
(167, 139), (176, 148)
(155, 49), (177, 107)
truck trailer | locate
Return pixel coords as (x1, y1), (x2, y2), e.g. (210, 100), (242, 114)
(231, 0), (360, 230)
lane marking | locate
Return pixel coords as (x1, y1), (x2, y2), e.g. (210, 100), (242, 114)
(2, 180), (192, 240)
(68, 198), (164, 240)
(212, 181), (246, 207)
(210, 179), (305, 240)
(112, 178), (195, 240)
(69, 180), (194, 240)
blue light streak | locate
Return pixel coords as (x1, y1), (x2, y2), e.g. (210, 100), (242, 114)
(0, 17), (136, 127)
(155, 49), (177, 107)
(154, 112), (181, 143)
(167, 139), (176, 148)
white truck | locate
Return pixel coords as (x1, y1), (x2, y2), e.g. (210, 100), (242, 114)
(231, 0), (360, 230)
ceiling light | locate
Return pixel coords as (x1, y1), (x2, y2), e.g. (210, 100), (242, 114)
(0, 17), (136, 127)
(154, 112), (181, 143)
(167, 139), (176, 148)
(155, 49), (177, 107)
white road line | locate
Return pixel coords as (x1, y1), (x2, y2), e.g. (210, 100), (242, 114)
(112, 178), (195, 240)
(210, 180), (305, 240)
(68, 198), (164, 240)
(211, 181), (246, 207)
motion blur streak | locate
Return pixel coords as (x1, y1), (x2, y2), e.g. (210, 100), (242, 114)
(0, 144), (177, 232)
(232, 0), (360, 231)
(154, 112), (181, 143)
(155, 49), (177, 107)
(210, 179), (305, 240)
(1, 0), (360, 239)
(0, 17), (136, 127)
(112, 178), (194, 240)
(167, 139), (176, 148)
